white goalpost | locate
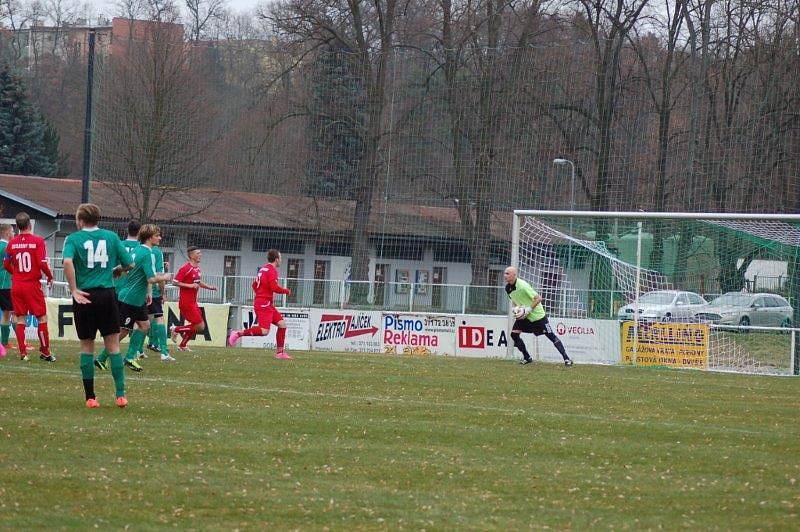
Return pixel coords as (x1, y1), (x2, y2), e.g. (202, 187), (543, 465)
(510, 210), (800, 376)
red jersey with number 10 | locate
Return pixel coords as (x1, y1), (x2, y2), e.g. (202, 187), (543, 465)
(3, 233), (52, 283)
(174, 261), (201, 305)
(253, 263), (289, 304)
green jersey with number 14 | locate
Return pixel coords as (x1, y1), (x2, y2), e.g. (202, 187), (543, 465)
(63, 228), (132, 290)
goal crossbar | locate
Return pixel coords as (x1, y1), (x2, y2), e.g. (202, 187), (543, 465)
(514, 210), (800, 222)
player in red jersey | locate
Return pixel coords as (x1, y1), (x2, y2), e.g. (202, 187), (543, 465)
(2, 212), (55, 361)
(227, 249), (293, 359)
(169, 246), (217, 351)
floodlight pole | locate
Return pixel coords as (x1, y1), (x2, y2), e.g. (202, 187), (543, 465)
(81, 30), (96, 203)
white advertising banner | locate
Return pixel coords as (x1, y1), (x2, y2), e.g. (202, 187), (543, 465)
(534, 318), (620, 365)
(310, 309), (382, 353)
(381, 313), (457, 356)
(237, 307), (311, 351)
(455, 315), (510, 358)
(26, 299), (232, 347)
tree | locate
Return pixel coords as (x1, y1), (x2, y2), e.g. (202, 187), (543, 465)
(0, 64), (59, 176)
(92, 20), (220, 221)
(305, 44), (364, 199)
(629, 0), (689, 273)
(42, 120), (69, 176)
(185, 0), (226, 41)
(268, 0), (399, 298)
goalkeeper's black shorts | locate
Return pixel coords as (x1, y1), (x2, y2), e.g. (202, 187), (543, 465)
(513, 316), (552, 336)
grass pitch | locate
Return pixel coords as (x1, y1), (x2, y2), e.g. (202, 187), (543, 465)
(1, 343), (798, 529)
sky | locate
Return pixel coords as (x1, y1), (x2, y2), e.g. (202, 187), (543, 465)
(88, 0), (262, 20)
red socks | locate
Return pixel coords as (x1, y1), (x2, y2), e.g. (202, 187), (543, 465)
(14, 323), (26, 354)
(276, 327), (286, 351)
(174, 325), (194, 336)
(241, 326), (266, 337)
(37, 322), (50, 355)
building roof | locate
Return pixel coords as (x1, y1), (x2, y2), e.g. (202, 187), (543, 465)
(0, 174), (512, 242)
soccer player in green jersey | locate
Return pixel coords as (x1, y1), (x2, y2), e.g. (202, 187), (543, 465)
(144, 243), (174, 362)
(0, 223), (13, 357)
(115, 220), (142, 297)
(115, 224), (171, 371)
(62, 203), (134, 408)
(504, 266), (572, 366)
(94, 220), (142, 371)
(94, 220), (142, 370)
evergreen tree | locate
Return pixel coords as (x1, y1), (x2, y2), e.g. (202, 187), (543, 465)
(42, 121), (70, 177)
(306, 46), (365, 199)
(0, 64), (59, 176)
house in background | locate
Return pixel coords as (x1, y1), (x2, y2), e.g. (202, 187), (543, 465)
(0, 174), (517, 311)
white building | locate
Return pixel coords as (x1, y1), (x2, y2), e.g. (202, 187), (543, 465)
(0, 174), (514, 312)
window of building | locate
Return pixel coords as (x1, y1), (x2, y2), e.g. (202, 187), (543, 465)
(252, 235), (304, 254)
(489, 243), (510, 265)
(187, 232), (241, 251)
(316, 240), (352, 257)
(375, 240), (423, 261)
(432, 243), (470, 263)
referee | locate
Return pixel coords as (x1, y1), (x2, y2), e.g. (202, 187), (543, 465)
(505, 266), (573, 366)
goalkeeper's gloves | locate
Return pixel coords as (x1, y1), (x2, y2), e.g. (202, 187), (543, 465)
(514, 306), (532, 319)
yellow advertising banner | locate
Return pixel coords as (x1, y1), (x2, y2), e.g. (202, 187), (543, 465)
(620, 321), (709, 369)
(38, 298), (231, 347)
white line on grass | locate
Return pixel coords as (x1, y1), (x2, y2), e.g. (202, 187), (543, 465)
(3, 365), (796, 439)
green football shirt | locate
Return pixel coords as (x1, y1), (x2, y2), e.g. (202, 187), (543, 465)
(115, 238), (140, 293)
(507, 278), (546, 322)
(151, 246), (165, 299)
(0, 240), (11, 289)
(62, 228), (132, 290)
(117, 245), (156, 307)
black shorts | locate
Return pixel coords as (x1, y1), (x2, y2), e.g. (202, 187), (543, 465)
(0, 289), (12, 312)
(73, 288), (120, 340)
(513, 316), (553, 336)
(118, 301), (149, 329)
(147, 296), (163, 318)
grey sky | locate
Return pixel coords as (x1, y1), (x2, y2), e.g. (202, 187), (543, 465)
(89, 0), (261, 19)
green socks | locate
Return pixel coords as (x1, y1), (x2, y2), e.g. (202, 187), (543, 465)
(109, 353), (125, 398)
(126, 329), (145, 361)
(80, 353), (95, 400)
(156, 323), (169, 356)
(0, 323), (10, 346)
(147, 319), (157, 347)
(96, 348), (109, 364)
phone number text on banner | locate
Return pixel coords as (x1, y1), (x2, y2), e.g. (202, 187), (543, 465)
(620, 321), (709, 369)
(381, 313), (456, 356)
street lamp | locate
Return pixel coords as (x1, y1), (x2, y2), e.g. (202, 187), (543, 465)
(553, 158), (576, 316)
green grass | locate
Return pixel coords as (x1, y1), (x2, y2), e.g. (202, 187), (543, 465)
(1, 343), (799, 529)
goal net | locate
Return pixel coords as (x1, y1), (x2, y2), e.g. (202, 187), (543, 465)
(513, 212), (800, 376)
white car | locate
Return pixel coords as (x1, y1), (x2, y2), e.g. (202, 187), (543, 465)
(617, 290), (708, 322)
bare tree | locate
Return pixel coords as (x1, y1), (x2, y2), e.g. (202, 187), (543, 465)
(267, 0), (400, 296)
(93, 20), (220, 221)
(185, 0), (225, 41)
(629, 0), (689, 272)
(0, 0), (42, 62)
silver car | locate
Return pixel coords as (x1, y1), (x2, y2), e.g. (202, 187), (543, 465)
(695, 292), (794, 327)
(617, 290), (708, 322)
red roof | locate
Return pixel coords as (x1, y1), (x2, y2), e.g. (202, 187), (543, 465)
(0, 175), (512, 241)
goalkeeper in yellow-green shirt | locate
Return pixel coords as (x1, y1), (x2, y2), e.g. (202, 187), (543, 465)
(504, 266), (572, 366)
